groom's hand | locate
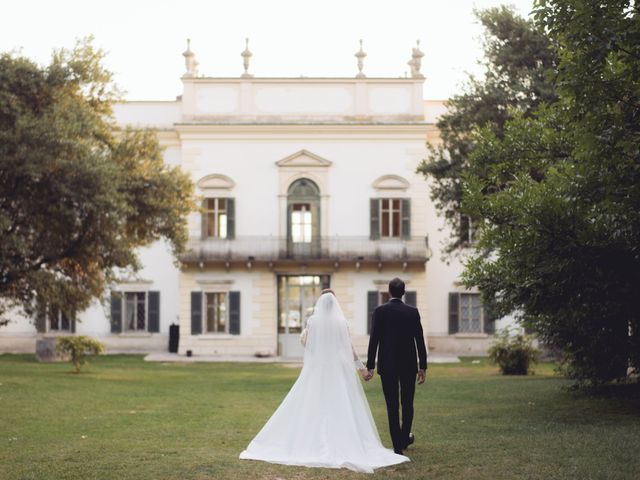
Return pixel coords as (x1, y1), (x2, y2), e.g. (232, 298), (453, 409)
(417, 369), (426, 385)
(364, 369), (374, 381)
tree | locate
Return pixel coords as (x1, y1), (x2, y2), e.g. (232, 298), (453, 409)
(56, 336), (105, 373)
(462, 0), (640, 384)
(417, 6), (557, 253)
(0, 38), (195, 326)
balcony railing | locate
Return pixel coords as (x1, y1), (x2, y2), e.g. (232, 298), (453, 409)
(180, 236), (429, 263)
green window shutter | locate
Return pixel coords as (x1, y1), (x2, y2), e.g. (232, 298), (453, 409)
(483, 297), (497, 335)
(367, 291), (378, 334)
(229, 291), (241, 335)
(35, 297), (46, 333)
(148, 291), (160, 333)
(191, 291), (202, 335)
(401, 198), (411, 239)
(110, 291), (122, 334)
(226, 198), (235, 240)
(201, 199), (208, 240)
(70, 310), (77, 334)
(460, 215), (471, 245)
(370, 199), (380, 240)
(448, 292), (459, 334)
(404, 291), (417, 307)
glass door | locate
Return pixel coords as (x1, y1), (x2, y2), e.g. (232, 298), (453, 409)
(277, 275), (329, 358)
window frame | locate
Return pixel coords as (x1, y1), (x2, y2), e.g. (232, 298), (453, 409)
(378, 198), (403, 238)
(46, 305), (71, 333)
(290, 203), (313, 244)
(458, 292), (484, 334)
(123, 291), (148, 333)
(202, 290), (229, 335)
(204, 198), (228, 239)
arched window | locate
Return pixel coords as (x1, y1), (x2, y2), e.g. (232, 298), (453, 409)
(286, 178), (320, 256)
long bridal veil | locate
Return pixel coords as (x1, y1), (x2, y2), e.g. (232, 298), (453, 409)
(239, 293), (409, 474)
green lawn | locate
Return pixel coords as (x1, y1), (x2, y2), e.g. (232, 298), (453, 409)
(1, 355), (639, 480)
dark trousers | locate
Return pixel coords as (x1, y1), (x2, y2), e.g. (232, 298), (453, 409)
(380, 371), (416, 453)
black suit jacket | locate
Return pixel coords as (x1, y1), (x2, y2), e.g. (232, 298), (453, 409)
(366, 298), (428, 375)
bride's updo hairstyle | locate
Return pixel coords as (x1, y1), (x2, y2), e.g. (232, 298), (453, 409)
(321, 288), (335, 296)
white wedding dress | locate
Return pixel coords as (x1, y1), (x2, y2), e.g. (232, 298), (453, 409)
(239, 293), (409, 473)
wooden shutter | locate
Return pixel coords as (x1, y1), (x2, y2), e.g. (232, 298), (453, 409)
(229, 291), (241, 335)
(110, 291), (122, 334)
(226, 198), (235, 240)
(448, 292), (459, 334)
(405, 291), (417, 307)
(70, 310), (77, 334)
(148, 291), (160, 333)
(370, 199), (380, 240)
(483, 297), (497, 335)
(201, 199), (208, 239)
(460, 215), (471, 244)
(191, 291), (202, 335)
(367, 291), (378, 334)
(35, 297), (46, 333)
(401, 198), (411, 239)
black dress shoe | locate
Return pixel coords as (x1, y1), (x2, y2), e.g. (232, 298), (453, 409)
(407, 432), (415, 446)
(394, 448), (404, 455)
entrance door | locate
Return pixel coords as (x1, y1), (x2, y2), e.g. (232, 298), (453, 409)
(277, 275), (329, 358)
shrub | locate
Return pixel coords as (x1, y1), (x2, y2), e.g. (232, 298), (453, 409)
(488, 328), (540, 375)
(56, 336), (105, 373)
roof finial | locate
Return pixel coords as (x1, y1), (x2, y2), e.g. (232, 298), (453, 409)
(241, 38), (253, 78)
(408, 39), (424, 79)
(182, 38), (199, 78)
(355, 39), (367, 78)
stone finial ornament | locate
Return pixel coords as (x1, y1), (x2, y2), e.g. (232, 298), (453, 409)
(182, 38), (199, 77)
(241, 38), (253, 78)
(355, 39), (367, 78)
(408, 39), (424, 79)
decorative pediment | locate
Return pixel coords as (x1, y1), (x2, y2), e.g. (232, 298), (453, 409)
(372, 174), (410, 191)
(197, 174), (235, 191)
(275, 149), (332, 168)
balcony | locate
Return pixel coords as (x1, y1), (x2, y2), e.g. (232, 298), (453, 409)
(180, 236), (429, 267)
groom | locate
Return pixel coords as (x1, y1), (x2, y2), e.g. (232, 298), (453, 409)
(365, 277), (428, 455)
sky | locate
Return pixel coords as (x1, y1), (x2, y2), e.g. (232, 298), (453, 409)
(2, 0), (535, 101)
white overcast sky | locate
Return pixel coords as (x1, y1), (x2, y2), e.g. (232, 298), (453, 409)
(2, 0), (535, 101)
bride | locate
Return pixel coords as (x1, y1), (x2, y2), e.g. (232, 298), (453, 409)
(239, 289), (409, 474)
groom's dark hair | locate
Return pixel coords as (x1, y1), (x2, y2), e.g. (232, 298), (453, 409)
(388, 277), (405, 298)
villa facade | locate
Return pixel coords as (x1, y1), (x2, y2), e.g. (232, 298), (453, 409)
(0, 42), (510, 358)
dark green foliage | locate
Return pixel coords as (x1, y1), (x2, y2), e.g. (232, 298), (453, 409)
(0, 38), (196, 326)
(488, 328), (540, 375)
(417, 6), (557, 252)
(462, 1), (640, 385)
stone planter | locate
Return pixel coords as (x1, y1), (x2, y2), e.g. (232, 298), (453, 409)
(35, 337), (58, 362)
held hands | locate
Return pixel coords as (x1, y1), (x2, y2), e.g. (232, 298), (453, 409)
(417, 369), (426, 385)
(360, 369), (374, 381)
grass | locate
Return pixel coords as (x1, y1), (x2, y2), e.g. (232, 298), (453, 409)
(0, 355), (639, 480)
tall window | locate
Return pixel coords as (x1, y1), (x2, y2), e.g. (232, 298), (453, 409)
(291, 203), (312, 243)
(370, 198), (410, 239)
(125, 292), (146, 331)
(460, 214), (475, 245)
(380, 199), (402, 237)
(204, 198), (227, 239)
(205, 292), (228, 333)
(459, 293), (482, 333)
(48, 305), (71, 332)
(449, 292), (495, 335)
